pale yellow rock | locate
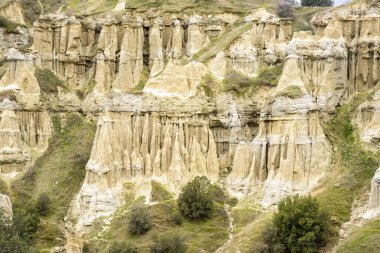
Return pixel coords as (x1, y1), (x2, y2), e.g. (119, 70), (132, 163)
(0, 0), (25, 25)
(144, 60), (208, 98)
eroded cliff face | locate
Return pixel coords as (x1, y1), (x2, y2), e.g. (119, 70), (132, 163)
(2, 0), (380, 251)
(0, 0), (26, 25)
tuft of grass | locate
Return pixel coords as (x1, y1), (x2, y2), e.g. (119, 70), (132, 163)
(0, 16), (19, 33)
(151, 181), (173, 202)
(11, 113), (96, 249)
(276, 85), (304, 99)
(133, 67), (149, 91)
(35, 68), (67, 94)
(198, 73), (219, 98)
(336, 218), (380, 253)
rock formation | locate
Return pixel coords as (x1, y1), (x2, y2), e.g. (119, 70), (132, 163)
(364, 167), (380, 219)
(0, 0), (26, 25)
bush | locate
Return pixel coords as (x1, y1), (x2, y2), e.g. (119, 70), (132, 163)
(82, 242), (90, 253)
(36, 193), (50, 216)
(253, 225), (285, 253)
(150, 231), (187, 253)
(273, 195), (332, 253)
(128, 205), (152, 235)
(0, 16), (19, 33)
(301, 0), (333, 7)
(177, 176), (213, 220)
(35, 68), (66, 93)
(0, 207), (39, 252)
(171, 212), (184, 225)
(108, 241), (139, 253)
(277, 0), (294, 18)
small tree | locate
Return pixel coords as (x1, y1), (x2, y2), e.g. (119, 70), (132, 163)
(177, 176), (213, 220)
(108, 241), (139, 253)
(150, 231), (187, 253)
(128, 205), (152, 235)
(273, 195), (332, 253)
(301, 0), (333, 7)
(36, 193), (50, 216)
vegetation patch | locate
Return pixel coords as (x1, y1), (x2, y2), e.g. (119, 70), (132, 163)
(336, 218), (380, 253)
(276, 85), (304, 99)
(35, 68), (67, 93)
(198, 73), (219, 98)
(0, 16), (19, 33)
(151, 181), (173, 202)
(11, 113), (96, 249)
(222, 64), (283, 96)
(314, 90), (380, 244)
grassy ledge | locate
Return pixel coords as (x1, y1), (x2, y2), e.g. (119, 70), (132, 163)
(11, 113), (96, 250)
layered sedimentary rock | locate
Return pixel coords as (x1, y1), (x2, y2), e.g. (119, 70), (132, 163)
(363, 167), (380, 219)
(0, 110), (51, 176)
(143, 60), (208, 98)
(32, 14), (97, 88)
(227, 56), (331, 205)
(312, 2), (380, 96)
(71, 112), (222, 230)
(356, 89), (380, 145)
(226, 9), (291, 77)
(0, 0), (26, 25)
(0, 48), (41, 108)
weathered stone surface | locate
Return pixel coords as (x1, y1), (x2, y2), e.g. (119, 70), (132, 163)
(364, 168), (380, 219)
(0, 0), (25, 25)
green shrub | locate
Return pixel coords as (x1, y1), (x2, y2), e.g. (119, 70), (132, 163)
(177, 176), (213, 220)
(36, 193), (50, 216)
(35, 68), (66, 93)
(253, 225), (285, 253)
(128, 205), (152, 235)
(273, 195), (333, 253)
(150, 231), (187, 253)
(108, 241), (139, 253)
(276, 85), (304, 99)
(171, 212), (184, 225)
(0, 207), (39, 252)
(0, 16), (19, 33)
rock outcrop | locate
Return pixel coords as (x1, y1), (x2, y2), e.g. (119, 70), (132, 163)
(227, 56), (331, 206)
(0, 0), (26, 25)
(363, 167), (380, 219)
(0, 193), (12, 217)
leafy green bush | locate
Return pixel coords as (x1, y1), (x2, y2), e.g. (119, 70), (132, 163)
(150, 231), (187, 253)
(273, 195), (333, 253)
(0, 207), (39, 252)
(253, 225), (285, 253)
(177, 176), (213, 220)
(108, 241), (139, 253)
(128, 205), (152, 235)
(35, 68), (66, 93)
(36, 193), (50, 216)
(0, 16), (19, 33)
(171, 212), (184, 225)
